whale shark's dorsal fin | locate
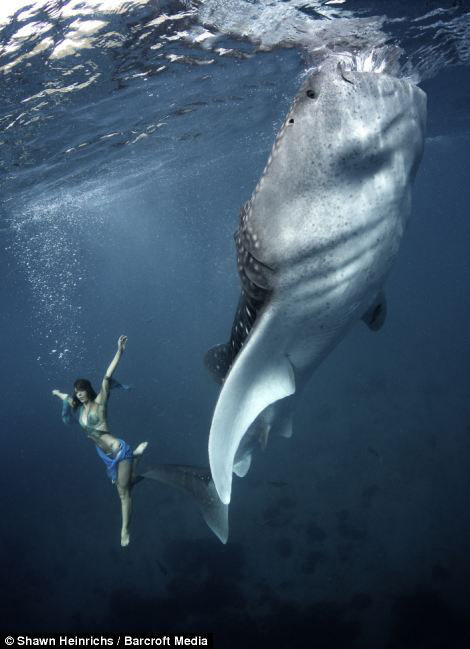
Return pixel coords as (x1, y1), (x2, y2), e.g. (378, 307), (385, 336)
(205, 222), (273, 385)
(205, 285), (267, 384)
(140, 465), (228, 544)
(209, 309), (296, 504)
(204, 343), (230, 385)
(361, 290), (387, 331)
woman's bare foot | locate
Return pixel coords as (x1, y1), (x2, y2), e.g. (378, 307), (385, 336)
(133, 441), (148, 457)
(121, 528), (130, 547)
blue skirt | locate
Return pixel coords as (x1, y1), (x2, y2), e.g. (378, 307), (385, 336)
(95, 439), (134, 483)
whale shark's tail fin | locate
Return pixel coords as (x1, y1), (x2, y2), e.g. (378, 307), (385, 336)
(138, 464), (228, 544)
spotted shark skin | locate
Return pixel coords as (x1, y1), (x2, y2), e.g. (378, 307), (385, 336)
(207, 57), (427, 505)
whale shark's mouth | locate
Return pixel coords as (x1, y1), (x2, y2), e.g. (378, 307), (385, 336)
(329, 47), (403, 76)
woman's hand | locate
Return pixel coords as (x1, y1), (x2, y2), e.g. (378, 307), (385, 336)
(118, 335), (128, 352)
(52, 389), (66, 400)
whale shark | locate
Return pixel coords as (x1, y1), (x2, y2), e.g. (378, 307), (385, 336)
(205, 56), (427, 505)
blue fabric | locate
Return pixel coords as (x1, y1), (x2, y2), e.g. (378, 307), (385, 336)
(96, 439), (134, 483)
(107, 378), (132, 392)
(61, 399), (78, 426)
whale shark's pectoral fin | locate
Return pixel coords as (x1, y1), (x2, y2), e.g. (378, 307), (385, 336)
(274, 409), (294, 439)
(258, 423), (270, 451)
(261, 398), (295, 439)
(209, 320), (296, 504)
(139, 464), (228, 544)
(233, 453), (252, 477)
(232, 408), (281, 478)
(361, 290), (387, 331)
(232, 414), (274, 478)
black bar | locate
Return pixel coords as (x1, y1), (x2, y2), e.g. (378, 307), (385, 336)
(0, 635), (213, 649)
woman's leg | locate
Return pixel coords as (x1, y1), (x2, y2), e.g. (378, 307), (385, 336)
(116, 459), (133, 547)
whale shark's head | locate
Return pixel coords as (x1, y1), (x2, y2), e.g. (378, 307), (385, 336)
(292, 57), (425, 155)
(243, 55), (426, 270)
(260, 56), (426, 201)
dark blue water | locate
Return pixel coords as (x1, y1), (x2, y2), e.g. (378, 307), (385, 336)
(1, 1), (470, 647)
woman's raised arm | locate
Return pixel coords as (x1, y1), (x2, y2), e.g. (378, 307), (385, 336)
(105, 335), (127, 379)
(96, 335), (128, 403)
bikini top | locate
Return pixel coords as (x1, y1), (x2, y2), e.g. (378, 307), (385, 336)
(79, 404), (106, 437)
(84, 409), (100, 427)
(79, 401), (104, 427)
(61, 378), (131, 434)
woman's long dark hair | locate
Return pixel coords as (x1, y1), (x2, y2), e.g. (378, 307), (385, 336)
(71, 378), (97, 409)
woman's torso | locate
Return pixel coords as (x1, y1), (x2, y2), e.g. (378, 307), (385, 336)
(79, 401), (120, 455)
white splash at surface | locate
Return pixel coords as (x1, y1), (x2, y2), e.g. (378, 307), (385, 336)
(0, 0), (387, 80)
(193, 0), (387, 53)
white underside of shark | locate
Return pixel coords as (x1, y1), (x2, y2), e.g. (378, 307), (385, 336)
(208, 56), (427, 505)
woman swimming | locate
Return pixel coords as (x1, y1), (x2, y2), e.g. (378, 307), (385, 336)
(52, 334), (147, 547)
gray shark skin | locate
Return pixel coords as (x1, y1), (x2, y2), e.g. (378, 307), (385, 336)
(206, 57), (427, 505)
(139, 464), (228, 543)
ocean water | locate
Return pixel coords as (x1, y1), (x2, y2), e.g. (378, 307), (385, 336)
(1, 1), (470, 646)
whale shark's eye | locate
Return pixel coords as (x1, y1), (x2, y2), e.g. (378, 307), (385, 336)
(306, 89), (316, 99)
(288, 118), (294, 124)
